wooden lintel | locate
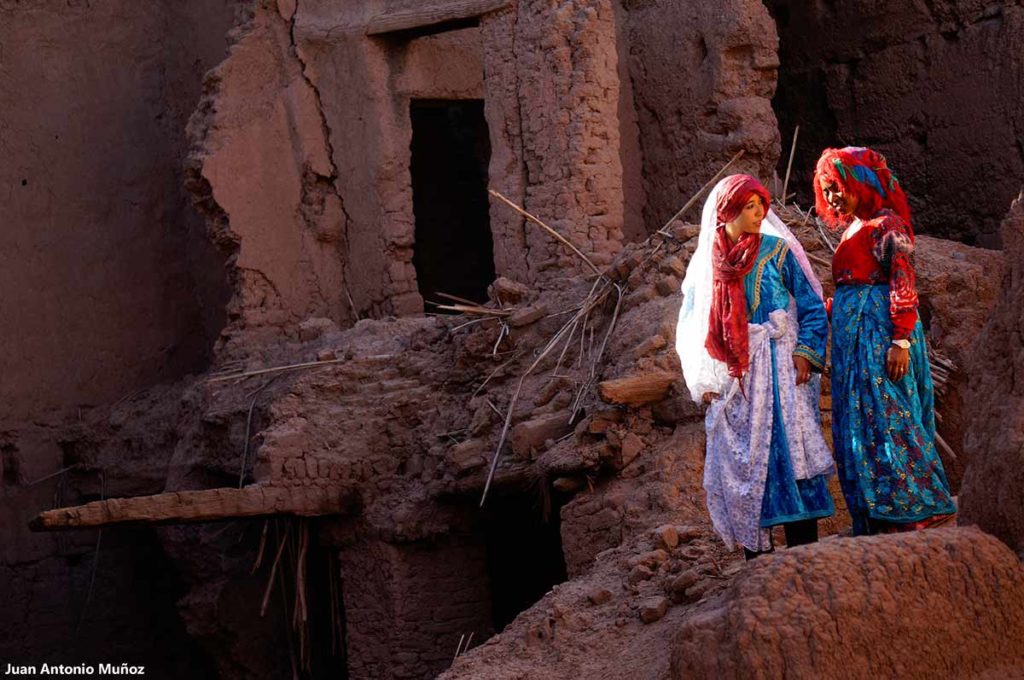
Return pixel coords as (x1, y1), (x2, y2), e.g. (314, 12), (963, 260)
(366, 0), (509, 36)
(29, 485), (356, 532)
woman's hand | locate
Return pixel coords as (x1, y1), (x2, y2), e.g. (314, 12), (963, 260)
(702, 391), (720, 405)
(886, 345), (910, 381)
(793, 355), (812, 385)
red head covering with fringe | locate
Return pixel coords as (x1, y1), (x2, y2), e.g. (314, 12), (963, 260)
(705, 174), (770, 381)
(813, 147), (913, 238)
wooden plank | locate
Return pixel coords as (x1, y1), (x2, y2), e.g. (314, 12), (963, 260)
(366, 0), (509, 36)
(598, 371), (678, 406)
(29, 485), (356, 532)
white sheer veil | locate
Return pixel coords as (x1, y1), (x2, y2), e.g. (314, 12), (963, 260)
(675, 176), (825, 403)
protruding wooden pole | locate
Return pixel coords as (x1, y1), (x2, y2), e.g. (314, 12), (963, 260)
(29, 485), (355, 531)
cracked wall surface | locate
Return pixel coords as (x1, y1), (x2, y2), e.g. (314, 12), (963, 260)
(187, 1), (353, 356)
(769, 0), (1024, 246)
(195, 0), (784, 328)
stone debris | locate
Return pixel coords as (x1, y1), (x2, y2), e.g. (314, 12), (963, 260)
(586, 588), (614, 606)
(507, 303), (548, 328)
(652, 524), (679, 550)
(638, 596), (668, 624)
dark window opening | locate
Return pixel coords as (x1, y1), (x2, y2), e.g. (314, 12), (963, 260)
(481, 487), (568, 632)
(410, 99), (495, 311)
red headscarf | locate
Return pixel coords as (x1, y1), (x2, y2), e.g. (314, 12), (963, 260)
(813, 147), (913, 237)
(705, 174), (771, 380)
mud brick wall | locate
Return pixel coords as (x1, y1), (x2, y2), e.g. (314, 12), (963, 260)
(0, 0), (242, 670)
(338, 535), (493, 680)
(483, 0), (630, 280)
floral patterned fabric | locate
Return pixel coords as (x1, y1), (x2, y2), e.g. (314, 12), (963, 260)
(832, 211), (919, 340)
(830, 284), (956, 535)
(703, 236), (834, 552)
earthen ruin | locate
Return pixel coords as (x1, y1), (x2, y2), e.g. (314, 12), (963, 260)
(4, 1), (1024, 678)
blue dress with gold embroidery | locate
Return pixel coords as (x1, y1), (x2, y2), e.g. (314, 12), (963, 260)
(744, 235), (834, 527)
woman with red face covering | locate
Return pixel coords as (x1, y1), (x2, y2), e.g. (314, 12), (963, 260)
(814, 147), (955, 536)
(676, 174), (834, 559)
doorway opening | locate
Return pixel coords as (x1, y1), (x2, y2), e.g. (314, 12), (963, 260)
(481, 487), (568, 632)
(409, 99), (495, 310)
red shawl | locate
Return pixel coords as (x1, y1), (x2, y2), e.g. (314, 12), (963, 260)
(705, 175), (770, 379)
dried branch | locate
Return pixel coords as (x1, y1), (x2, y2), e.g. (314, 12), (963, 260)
(435, 291), (486, 306)
(435, 302), (513, 317)
(489, 189), (601, 275)
(807, 252), (832, 269)
(261, 522), (289, 617)
(782, 126), (800, 206)
(209, 358), (346, 384)
(656, 149), (746, 237)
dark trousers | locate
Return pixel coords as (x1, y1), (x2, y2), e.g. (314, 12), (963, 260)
(743, 518), (819, 560)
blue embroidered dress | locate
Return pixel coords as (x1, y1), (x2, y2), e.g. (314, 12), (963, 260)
(699, 233), (835, 553)
(744, 235), (834, 528)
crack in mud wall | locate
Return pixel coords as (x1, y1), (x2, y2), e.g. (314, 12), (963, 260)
(186, 2), (354, 356)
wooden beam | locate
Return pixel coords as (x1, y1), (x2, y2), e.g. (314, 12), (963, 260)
(366, 0), (509, 36)
(598, 371), (678, 407)
(29, 485), (356, 532)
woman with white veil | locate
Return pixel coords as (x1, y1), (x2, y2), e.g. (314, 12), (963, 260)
(675, 174), (835, 558)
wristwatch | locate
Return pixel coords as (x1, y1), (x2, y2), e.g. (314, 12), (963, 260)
(891, 339), (911, 350)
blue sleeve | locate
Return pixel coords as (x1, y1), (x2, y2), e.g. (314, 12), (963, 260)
(781, 249), (827, 372)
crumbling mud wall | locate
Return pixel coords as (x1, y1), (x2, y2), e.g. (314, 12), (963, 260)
(768, 0), (1024, 247)
(961, 192), (1024, 557)
(116, 207), (1001, 678)
(912, 233), (1006, 485)
(619, 0), (782, 232)
(0, 0), (244, 673)
(192, 0), (639, 342)
(193, 0), (787, 339)
(186, 3), (356, 356)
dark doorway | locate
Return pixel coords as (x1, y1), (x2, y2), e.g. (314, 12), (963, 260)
(409, 99), (495, 309)
(481, 487), (568, 632)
